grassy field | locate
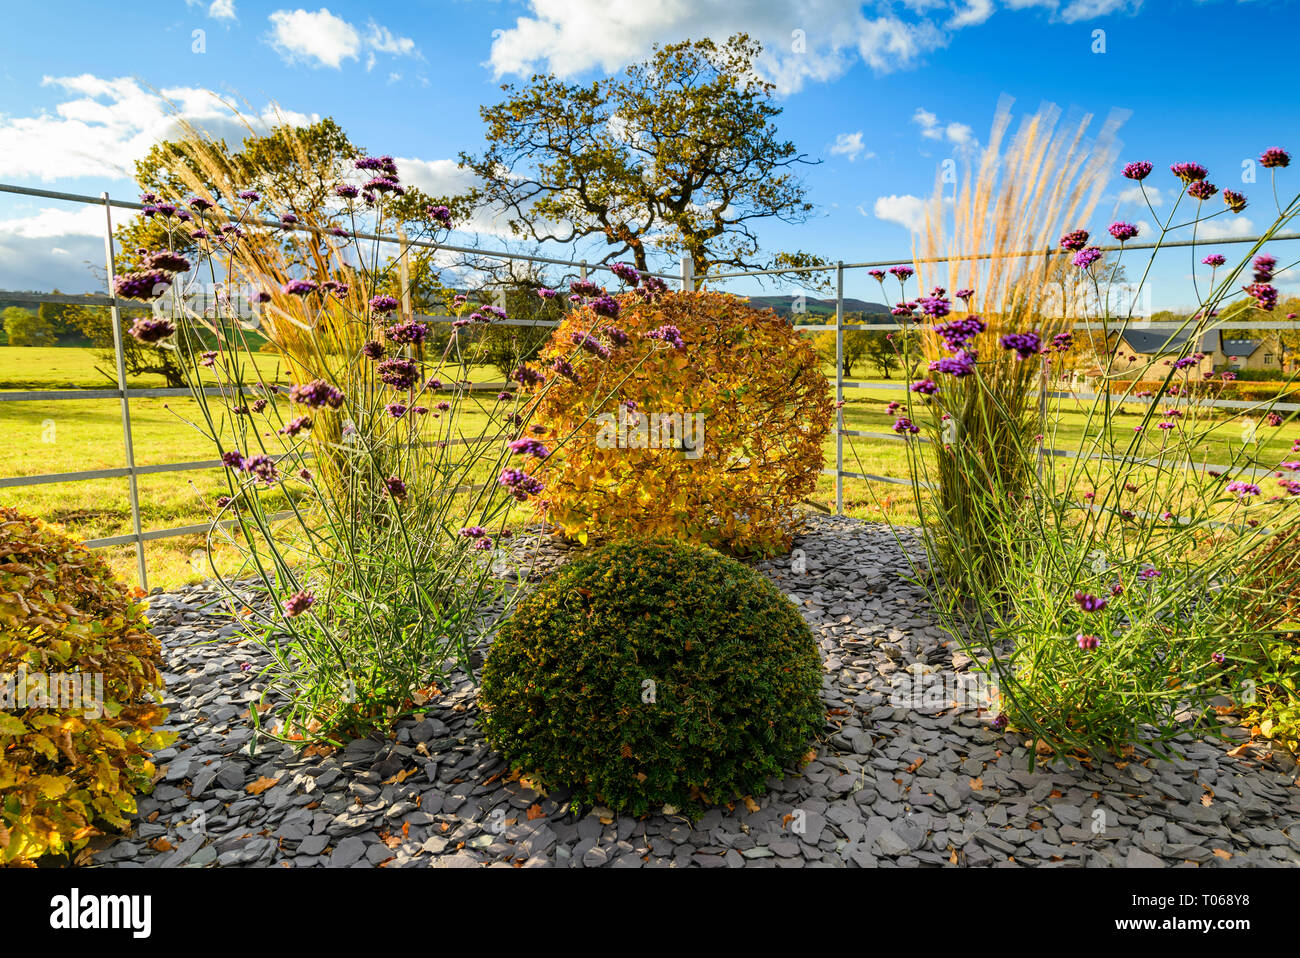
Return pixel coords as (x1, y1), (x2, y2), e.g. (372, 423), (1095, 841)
(2, 346), (1296, 590)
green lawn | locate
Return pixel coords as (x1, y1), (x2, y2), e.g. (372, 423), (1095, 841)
(1, 346), (1296, 590)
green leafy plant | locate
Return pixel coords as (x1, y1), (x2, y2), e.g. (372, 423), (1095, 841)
(479, 538), (824, 815)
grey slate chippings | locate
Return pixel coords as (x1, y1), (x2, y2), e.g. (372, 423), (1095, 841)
(92, 515), (1300, 868)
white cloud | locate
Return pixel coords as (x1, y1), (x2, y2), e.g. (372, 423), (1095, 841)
(0, 206), (107, 239)
(208, 0), (237, 20)
(948, 0), (995, 28)
(829, 131), (871, 161)
(1118, 184), (1162, 207)
(0, 207), (126, 293)
(487, 2), (963, 94)
(874, 193), (931, 232)
(485, 0), (1129, 93)
(267, 9), (360, 68)
(0, 74), (316, 182)
(1060, 0), (1138, 22)
(1198, 215), (1255, 241)
(266, 8), (418, 69)
(366, 21), (417, 57)
(911, 107), (973, 146)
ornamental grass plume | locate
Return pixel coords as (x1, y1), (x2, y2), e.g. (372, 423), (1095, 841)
(903, 97), (1125, 588)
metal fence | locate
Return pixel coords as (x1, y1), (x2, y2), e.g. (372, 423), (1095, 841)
(2, 181), (1298, 589)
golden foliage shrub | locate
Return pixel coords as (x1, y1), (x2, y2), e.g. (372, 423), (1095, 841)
(0, 509), (172, 866)
(520, 289), (833, 555)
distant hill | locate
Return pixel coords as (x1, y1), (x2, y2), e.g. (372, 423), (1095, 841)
(740, 294), (891, 321)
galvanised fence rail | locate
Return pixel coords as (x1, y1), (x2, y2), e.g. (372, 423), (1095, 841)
(1, 181), (1298, 588)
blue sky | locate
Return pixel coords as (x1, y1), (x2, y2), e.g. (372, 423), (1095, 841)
(1, 0), (1297, 309)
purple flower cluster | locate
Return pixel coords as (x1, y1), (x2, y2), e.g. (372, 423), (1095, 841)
(610, 262), (641, 285)
(909, 378), (939, 395)
(427, 205), (452, 224)
(933, 315), (986, 351)
(1074, 590), (1108, 613)
(370, 294), (400, 314)
(647, 324), (686, 349)
(1260, 148), (1291, 169)
(282, 279), (318, 296)
(498, 467), (544, 501)
(1122, 161), (1153, 180)
(377, 358), (420, 390)
(1223, 190), (1248, 213)
(1076, 633), (1101, 651)
(1107, 221), (1139, 242)
(284, 590), (315, 617)
(512, 365), (544, 388)
(589, 294), (620, 318)
(1253, 255), (1276, 282)
(278, 416), (312, 436)
(242, 454), (279, 484)
(570, 330), (611, 359)
(128, 317), (175, 344)
(143, 250), (193, 273)
(1000, 331), (1042, 360)
(570, 279), (604, 298)
(386, 321), (429, 344)
(1226, 480), (1261, 499)
(888, 266), (914, 281)
(929, 351), (976, 378)
(508, 438), (550, 459)
(1073, 247), (1103, 269)
(917, 288), (951, 319)
(113, 270), (172, 301)
(362, 340), (385, 360)
(1187, 180), (1218, 200)
(1170, 162), (1208, 183)
(1051, 332), (1073, 352)
(289, 379), (346, 408)
(1059, 229), (1090, 252)
(892, 417), (920, 437)
(1244, 282), (1278, 311)
(384, 476), (408, 501)
(1202, 254), (1226, 268)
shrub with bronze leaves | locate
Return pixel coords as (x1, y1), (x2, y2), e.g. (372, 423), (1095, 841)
(478, 538), (824, 815)
(0, 509), (171, 866)
(517, 289), (833, 556)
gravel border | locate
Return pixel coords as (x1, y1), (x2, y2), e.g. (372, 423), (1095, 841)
(91, 514), (1300, 868)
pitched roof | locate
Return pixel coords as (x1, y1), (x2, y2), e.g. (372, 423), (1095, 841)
(1221, 338), (1264, 357)
(1112, 328), (1217, 354)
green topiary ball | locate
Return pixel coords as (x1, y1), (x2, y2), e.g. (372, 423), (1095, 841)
(478, 538), (824, 815)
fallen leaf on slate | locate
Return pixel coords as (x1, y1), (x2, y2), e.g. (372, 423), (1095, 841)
(526, 803), (546, 821)
(149, 838), (173, 852)
(246, 776), (280, 795)
(1212, 849), (1232, 860)
(969, 777), (984, 791)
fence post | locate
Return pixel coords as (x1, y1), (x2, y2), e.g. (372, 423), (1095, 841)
(579, 260), (588, 282)
(835, 261), (844, 516)
(680, 255), (694, 292)
(1038, 354), (1048, 482)
(101, 192), (148, 592)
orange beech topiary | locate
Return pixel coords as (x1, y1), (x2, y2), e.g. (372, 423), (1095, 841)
(516, 288), (833, 556)
(0, 509), (172, 866)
